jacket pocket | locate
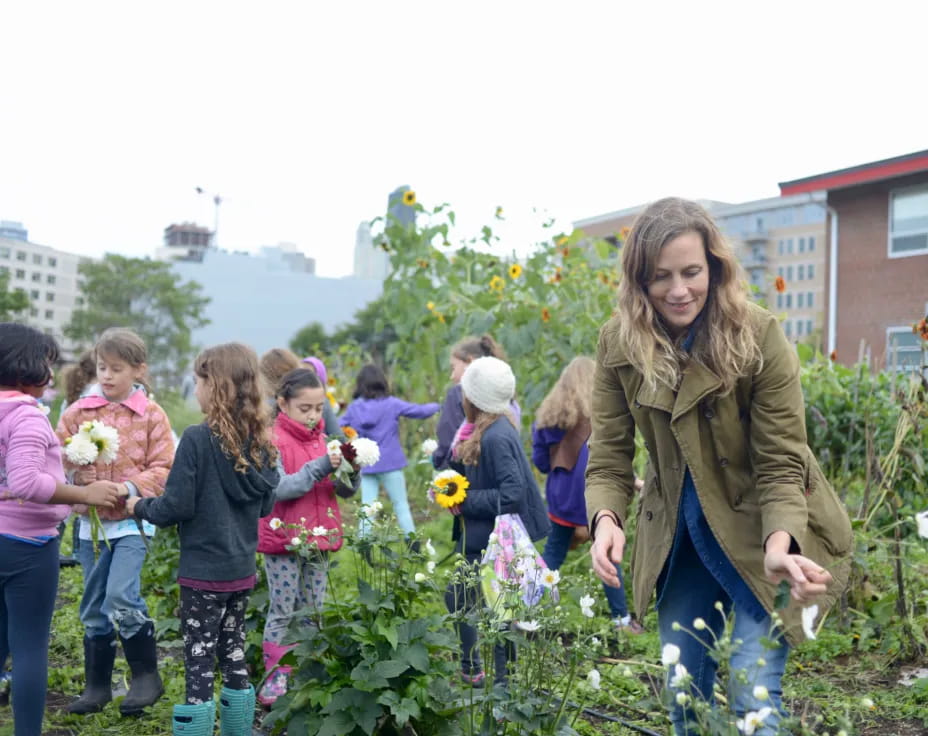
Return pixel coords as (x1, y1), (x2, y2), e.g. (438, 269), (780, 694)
(803, 447), (853, 558)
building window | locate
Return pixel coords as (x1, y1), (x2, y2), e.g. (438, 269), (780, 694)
(47, 274), (56, 285)
(31, 272), (41, 282)
(808, 264), (815, 279)
(778, 240), (785, 255)
(16, 251), (26, 261)
(799, 237), (806, 253)
(29, 307), (39, 317)
(887, 326), (925, 371)
(806, 319), (813, 335)
(44, 309), (54, 320)
(798, 264), (805, 280)
(798, 293), (805, 308)
(32, 254), (42, 265)
(808, 236), (815, 252)
(786, 265), (794, 281)
(785, 294), (792, 308)
(807, 292), (814, 307)
(890, 185), (928, 256)
(46, 292), (54, 302)
(784, 320), (792, 337)
(776, 294), (783, 309)
(777, 266), (784, 278)
(30, 289), (39, 299)
(0, 246), (9, 258)
(48, 256), (57, 267)
(797, 321), (804, 336)
(15, 269), (25, 279)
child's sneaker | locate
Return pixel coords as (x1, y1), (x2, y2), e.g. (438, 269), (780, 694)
(460, 670), (486, 688)
(258, 668), (289, 706)
(613, 615), (645, 635)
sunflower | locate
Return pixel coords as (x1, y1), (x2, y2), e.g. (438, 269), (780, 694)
(541, 307), (551, 323)
(436, 312), (446, 324)
(555, 235), (568, 247)
(343, 425), (359, 440)
(489, 275), (505, 292)
(433, 473), (469, 508)
(508, 263), (523, 280)
(403, 190), (416, 206)
(774, 276), (786, 293)
(416, 258), (429, 269)
(426, 301), (435, 311)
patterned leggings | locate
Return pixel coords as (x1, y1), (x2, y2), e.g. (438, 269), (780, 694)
(180, 586), (250, 704)
(263, 552), (328, 644)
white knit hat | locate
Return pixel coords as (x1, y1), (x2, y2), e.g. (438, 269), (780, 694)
(460, 356), (515, 415)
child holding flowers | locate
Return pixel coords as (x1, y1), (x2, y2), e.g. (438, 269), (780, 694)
(339, 363), (439, 537)
(56, 328), (174, 717)
(256, 368), (360, 706)
(0, 323), (123, 736)
(442, 356), (549, 686)
(128, 343), (279, 736)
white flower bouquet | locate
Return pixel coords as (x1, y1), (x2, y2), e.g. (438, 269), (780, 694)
(64, 420), (121, 553)
(326, 436), (380, 485)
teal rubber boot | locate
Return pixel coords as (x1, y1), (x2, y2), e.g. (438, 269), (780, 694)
(219, 684), (255, 736)
(172, 701), (215, 735)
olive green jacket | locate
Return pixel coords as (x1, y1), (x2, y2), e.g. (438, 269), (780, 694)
(585, 303), (852, 646)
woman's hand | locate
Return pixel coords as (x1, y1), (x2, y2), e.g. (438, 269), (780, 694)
(764, 531), (833, 603)
(591, 514), (626, 588)
(83, 480), (122, 509)
(73, 466), (97, 485)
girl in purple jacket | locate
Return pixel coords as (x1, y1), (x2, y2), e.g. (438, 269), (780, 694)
(339, 364), (439, 536)
(0, 323), (121, 736)
(531, 356), (644, 633)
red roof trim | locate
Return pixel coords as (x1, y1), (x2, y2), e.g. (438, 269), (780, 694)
(779, 150), (928, 196)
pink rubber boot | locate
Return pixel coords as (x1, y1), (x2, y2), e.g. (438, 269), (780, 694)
(257, 641), (293, 707)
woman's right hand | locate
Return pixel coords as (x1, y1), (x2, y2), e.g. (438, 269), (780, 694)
(591, 514), (626, 588)
(73, 466), (97, 485)
(83, 480), (122, 509)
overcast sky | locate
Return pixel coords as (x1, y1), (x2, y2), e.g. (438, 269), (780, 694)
(2, 1), (926, 277)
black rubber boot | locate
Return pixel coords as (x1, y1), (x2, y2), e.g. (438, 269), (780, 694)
(68, 633), (116, 714)
(119, 622), (164, 716)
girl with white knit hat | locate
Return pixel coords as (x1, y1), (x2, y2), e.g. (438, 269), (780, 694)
(442, 356), (549, 687)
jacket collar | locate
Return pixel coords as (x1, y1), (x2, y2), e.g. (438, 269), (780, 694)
(72, 383), (149, 415)
(274, 411), (325, 443)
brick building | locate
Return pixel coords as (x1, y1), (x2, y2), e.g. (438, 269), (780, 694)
(780, 150), (928, 371)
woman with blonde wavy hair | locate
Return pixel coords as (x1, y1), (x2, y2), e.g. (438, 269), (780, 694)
(129, 343), (279, 736)
(586, 198), (851, 735)
(532, 357), (643, 633)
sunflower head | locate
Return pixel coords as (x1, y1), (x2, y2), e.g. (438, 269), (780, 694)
(489, 275), (505, 292)
(433, 473), (469, 508)
(402, 190), (416, 206)
(426, 301), (435, 311)
(508, 263), (523, 280)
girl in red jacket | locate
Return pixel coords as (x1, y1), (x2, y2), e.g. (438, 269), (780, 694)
(256, 369), (359, 705)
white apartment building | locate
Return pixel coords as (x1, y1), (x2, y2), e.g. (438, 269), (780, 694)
(0, 223), (87, 357)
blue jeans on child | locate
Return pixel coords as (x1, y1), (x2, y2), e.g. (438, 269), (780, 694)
(0, 535), (60, 736)
(360, 470), (415, 535)
(542, 521), (628, 618)
(657, 530), (789, 736)
(76, 534), (150, 638)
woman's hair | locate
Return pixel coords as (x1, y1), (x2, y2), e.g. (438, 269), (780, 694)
(63, 350), (97, 404)
(617, 197), (761, 395)
(259, 348), (301, 400)
(451, 334), (507, 363)
(535, 356), (595, 430)
(0, 322), (59, 388)
(353, 363), (389, 399)
(456, 404), (517, 465)
(195, 343), (276, 472)
(94, 328), (151, 391)
(276, 368), (323, 402)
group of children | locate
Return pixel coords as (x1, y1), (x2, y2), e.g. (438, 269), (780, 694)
(0, 322), (633, 736)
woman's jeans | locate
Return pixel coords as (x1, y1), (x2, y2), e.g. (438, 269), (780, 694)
(0, 535), (60, 736)
(360, 470), (415, 535)
(542, 521), (629, 618)
(657, 531), (789, 736)
(76, 534), (150, 638)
